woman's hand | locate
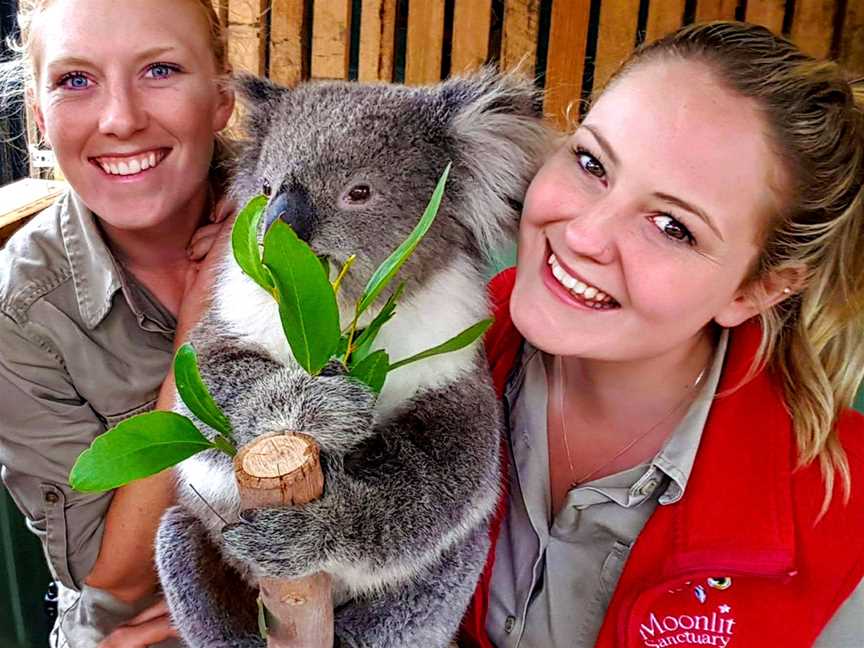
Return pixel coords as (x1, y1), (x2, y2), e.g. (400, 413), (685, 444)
(174, 195), (238, 349)
(98, 599), (179, 648)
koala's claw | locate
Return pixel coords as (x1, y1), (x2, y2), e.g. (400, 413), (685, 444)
(221, 507), (326, 579)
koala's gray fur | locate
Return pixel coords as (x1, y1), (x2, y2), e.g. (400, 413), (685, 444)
(154, 69), (552, 647)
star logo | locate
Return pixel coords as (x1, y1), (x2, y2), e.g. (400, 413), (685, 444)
(718, 604), (732, 614)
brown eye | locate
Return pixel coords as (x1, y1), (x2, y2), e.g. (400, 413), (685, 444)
(262, 181), (272, 197)
(576, 150), (605, 178)
(347, 184), (371, 203)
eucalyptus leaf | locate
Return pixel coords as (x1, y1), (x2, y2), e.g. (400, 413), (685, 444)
(388, 318), (493, 372)
(69, 411), (215, 492)
(357, 164), (451, 315)
(231, 195), (274, 294)
(174, 344), (232, 437)
(263, 220), (341, 375)
(349, 349), (390, 394)
(351, 283), (404, 364)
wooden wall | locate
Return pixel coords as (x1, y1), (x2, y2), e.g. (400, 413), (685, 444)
(213, 0), (864, 128)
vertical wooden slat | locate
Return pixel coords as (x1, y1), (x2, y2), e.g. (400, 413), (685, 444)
(358, 0), (398, 81)
(311, 0), (352, 79)
(789, 0), (835, 59)
(645, 0), (686, 43)
(269, 0), (306, 85)
(838, 0), (864, 76)
(500, 0), (541, 74)
(695, 0), (738, 21)
(227, 0), (268, 75)
(451, 0), (493, 74)
(593, 0), (640, 92)
(212, 0), (229, 28)
(405, 0), (446, 85)
(543, 0), (591, 130)
(745, 0), (785, 33)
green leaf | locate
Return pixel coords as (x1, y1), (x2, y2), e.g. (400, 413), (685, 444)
(257, 596), (269, 639)
(357, 164), (451, 315)
(231, 195), (274, 293)
(388, 318), (493, 372)
(263, 220), (341, 375)
(173, 344), (232, 437)
(349, 349), (390, 394)
(69, 412), (216, 492)
(351, 283), (403, 364)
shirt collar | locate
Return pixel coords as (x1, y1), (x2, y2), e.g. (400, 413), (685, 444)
(59, 191), (122, 330)
(654, 328), (729, 505)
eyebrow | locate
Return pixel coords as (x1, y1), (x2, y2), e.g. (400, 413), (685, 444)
(654, 192), (724, 242)
(45, 46), (182, 73)
(580, 123), (619, 167)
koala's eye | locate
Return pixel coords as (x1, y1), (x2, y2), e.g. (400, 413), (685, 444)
(347, 184), (371, 203)
(262, 181), (272, 197)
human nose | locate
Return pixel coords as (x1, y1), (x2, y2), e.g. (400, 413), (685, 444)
(562, 201), (619, 264)
(98, 83), (147, 138)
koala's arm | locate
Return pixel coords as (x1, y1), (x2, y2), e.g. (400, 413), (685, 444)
(156, 505), (263, 648)
(221, 360), (502, 581)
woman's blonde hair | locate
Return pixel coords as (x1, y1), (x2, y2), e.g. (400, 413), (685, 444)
(2, 0), (229, 105)
(603, 21), (864, 509)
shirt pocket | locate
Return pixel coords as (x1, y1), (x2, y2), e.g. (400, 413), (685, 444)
(36, 483), (77, 590)
(101, 398), (157, 430)
(598, 540), (631, 604)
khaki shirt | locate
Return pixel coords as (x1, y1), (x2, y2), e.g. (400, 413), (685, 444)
(0, 191), (180, 646)
(488, 332), (864, 647)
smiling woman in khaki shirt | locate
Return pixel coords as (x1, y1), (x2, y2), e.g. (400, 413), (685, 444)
(0, 1), (236, 645)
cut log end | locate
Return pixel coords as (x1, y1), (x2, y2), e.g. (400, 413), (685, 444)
(234, 432), (324, 508)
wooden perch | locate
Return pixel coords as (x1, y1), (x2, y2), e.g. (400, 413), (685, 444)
(234, 432), (334, 648)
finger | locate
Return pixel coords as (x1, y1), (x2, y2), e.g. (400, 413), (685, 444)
(211, 195), (238, 223)
(98, 616), (179, 648)
(187, 233), (218, 261)
(126, 599), (170, 625)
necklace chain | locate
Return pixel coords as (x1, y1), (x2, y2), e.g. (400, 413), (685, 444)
(555, 355), (707, 487)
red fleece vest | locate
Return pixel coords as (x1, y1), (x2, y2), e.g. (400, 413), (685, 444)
(460, 268), (864, 648)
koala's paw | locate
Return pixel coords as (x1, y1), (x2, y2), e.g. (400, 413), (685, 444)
(221, 504), (327, 579)
(233, 367), (377, 456)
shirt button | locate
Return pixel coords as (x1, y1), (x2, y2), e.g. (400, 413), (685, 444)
(637, 478), (659, 497)
(44, 491), (59, 504)
(504, 615), (516, 634)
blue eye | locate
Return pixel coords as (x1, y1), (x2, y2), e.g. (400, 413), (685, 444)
(146, 63), (179, 80)
(651, 214), (696, 246)
(574, 147), (605, 179)
(57, 73), (90, 90)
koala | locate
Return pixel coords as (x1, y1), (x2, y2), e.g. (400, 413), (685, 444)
(155, 69), (551, 647)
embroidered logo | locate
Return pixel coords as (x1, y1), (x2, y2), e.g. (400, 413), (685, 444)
(639, 604), (736, 647)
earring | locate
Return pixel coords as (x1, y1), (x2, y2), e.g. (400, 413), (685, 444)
(783, 288), (792, 294)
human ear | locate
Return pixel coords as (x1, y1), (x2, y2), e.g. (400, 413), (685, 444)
(212, 82), (235, 132)
(714, 265), (807, 328)
(27, 86), (47, 137)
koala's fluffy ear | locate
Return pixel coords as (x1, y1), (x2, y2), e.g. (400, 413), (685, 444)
(232, 73), (288, 136)
(436, 68), (554, 257)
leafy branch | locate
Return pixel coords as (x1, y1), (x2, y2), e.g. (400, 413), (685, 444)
(69, 165), (492, 492)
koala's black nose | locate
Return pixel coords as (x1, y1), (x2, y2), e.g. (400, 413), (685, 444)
(263, 186), (316, 242)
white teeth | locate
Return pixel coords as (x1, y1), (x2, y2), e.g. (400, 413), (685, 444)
(97, 151), (162, 176)
(548, 252), (614, 306)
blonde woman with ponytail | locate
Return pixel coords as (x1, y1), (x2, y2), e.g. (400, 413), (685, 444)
(461, 21), (864, 648)
(0, 1), (236, 646)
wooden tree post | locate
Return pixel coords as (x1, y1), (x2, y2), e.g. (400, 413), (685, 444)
(234, 432), (334, 648)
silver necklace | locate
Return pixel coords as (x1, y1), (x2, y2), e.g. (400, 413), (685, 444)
(554, 355), (707, 486)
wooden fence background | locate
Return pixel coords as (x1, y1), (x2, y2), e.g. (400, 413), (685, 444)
(213, 0), (864, 128)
